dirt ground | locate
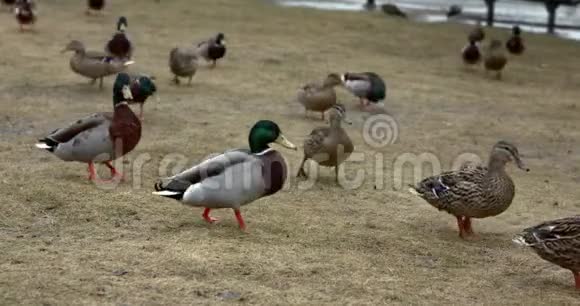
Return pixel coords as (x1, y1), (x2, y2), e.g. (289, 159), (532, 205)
(1, 0), (580, 304)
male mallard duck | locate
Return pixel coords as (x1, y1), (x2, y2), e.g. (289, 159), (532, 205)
(196, 33), (226, 68)
(169, 46), (198, 85)
(468, 21), (485, 43)
(127, 73), (157, 120)
(152, 120), (297, 231)
(105, 16), (133, 60)
(297, 104), (353, 183)
(62, 40), (133, 89)
(506, 25), (525, 55)
(35, 73), (144, 181)
(341, 72), (386, 107)
(409, 141), (529, 239)
(484, 39), (508, 80)
(297, 73), (341, 120)
(86, 0), (105, 15)
(462, 38), (481, 66)
(513, 216), (580, 289)
(14, 0), (36, 31)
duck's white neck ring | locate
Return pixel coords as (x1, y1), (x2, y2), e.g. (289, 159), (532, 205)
(255, 148), (274, 156)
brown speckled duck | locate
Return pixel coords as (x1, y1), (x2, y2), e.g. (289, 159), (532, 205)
(484, 39), (508, 79)
(14, 0), (36, 31)
(409, 141), (529, 239)
(468, 21), (485, 43)
(196, 33), (226, 68)
(506, 25), (525, 55)
(86, 0), (105, 15)
(514, 216), (580, 289)
(169, 46), (198, 85)
(105, 16), (133, 60)
(462, 39), (481, 66)
(297, 104), (353, 183)
(297, 73), (341, 120)
(62, 40), (133, 89)
(153, 120), (297, 231)
(35, 73), (144, 181)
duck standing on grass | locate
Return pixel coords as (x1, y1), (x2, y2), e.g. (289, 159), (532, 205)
(409, 141), (529, 239)
(14, 0), (36, 31)
(462, 38), (481, 67)
(196, 33), (226, 68)
(86, 0), (105, 15)
(341, 72), (386, 108)
(106, 16), (133, 60)
(514, 216), (580, 290)
(484, 39), (508, 80)
(35, 73), (146, 182)
(506, 25), (525, 55)
(153, 120), (297, 231)
(297, 104), (353, 184)
(468, 21), (485, 43)
(62, 40), (134, 89)
(297, 73), (342, 120)
(168, 46), (198, 85)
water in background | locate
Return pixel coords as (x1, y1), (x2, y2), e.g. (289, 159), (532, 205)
(274, 0), (580, 40)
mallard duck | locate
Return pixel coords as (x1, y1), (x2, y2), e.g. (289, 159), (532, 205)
(409, 141), (529, 239)
(468, 21), (485, 43)
(127, 73), (157, 120)
(506, 25), (525, 55)
(14, 0), (36, 31)
(462, 39), (481, 66)
(152, 120), (297, 231)
(513, 216), (580, 289)
(105, 16), (132, 60)
(62, 40), (133, 89)
(297, 104), (353, 183)
(169, 46), (198, 85)
(86, 0), (105, 15)
(341, 72), (386, 107)
(35, 73), (144, 181)
(196, 33), (226, 68)
(484, 39), (508, 80)
(297, 73), (341, 120)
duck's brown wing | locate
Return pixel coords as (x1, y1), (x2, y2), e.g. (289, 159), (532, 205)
(41, 112), (112, 144)
(303, 127), (331, 158)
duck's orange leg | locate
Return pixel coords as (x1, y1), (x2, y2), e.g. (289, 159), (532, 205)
(87, 162), (97, 180)
(234, 209), (246, 231)
(456, 216), (466, 239)
(463, 217), (474, 235)
(574, 271), (580, 289)
(104, 161), (123, 181)
(202, 208), (218, 223)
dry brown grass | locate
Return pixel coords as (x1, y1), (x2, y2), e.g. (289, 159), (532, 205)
(1, 0), (580, 304)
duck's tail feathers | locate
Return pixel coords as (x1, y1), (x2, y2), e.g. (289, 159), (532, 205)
(512, 234), (531, 247)
(35, 138), (58, 152)
(153, 180), (189, 200)
(408, 184), (421, 197)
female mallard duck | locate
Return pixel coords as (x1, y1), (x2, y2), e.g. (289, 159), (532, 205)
(152, 120), (297, 231)
(62, 40), (133, 89)
(484, 39), (508, 79)
(86, 0), (105, 15)
(196, 33), (226, 68)
(462, 38), (481, 66)
(169, 46), (198, 85)
(297, 73), (341, 120)
(14, 0), (36, 31)
(127, 73), (157, 120)
(105, 16), (132, 60)
(297, 104), (353, 183)
(409, 141), (529, 239)
(513, 216), (580, 289)
(35, 73), (145, 181)
(468, 21), (485, 43)
(506, 25), (525, 55)
(341, 72), (386, 107)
